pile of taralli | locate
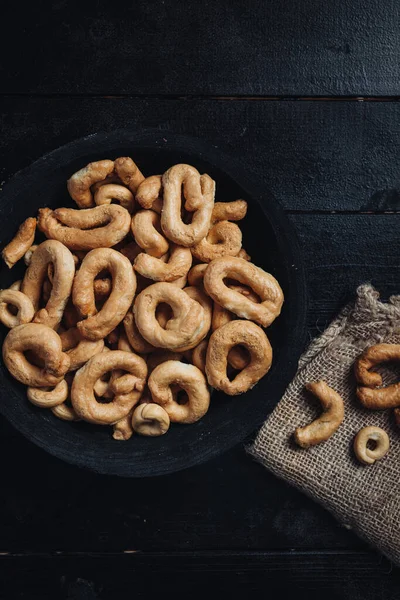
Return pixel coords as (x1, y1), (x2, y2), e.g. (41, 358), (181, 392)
(0, 158), (284, 440)
(294, 343), (400, 465)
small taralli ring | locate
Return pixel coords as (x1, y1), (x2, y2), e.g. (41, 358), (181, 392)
(211, 200), (247, 224)
(191, 221), (242, 263)
(51, 401), (80, 422)
(134, 244), (192, 282)
(132, 403), (171, 436)
(94, 183), (135, 213)
(353, 426), (390, 465)
(131, 210), (169, 258)
(2, 217), (37, 269)
(27, 379), (69, 408)
(135, 175), (163, 211)
(355, 343), (400, 408)
(0, 289), (35, 328)
(114, 157), (145, 193)
(60, 327), (104, 371)
(67, 159), (115, 208)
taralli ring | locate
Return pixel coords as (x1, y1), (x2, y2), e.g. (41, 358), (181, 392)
(27, 379), (69, 408)
(211, 200), (247, 224)
(132, 403), (171, 436)
(51, 401), (80, 422)
(94, 183), (135, 213)
(134, 244), (192, 282)
(206, 320), (272, 395)
(0, 289), (35, 328)
(2, 217), (37, 269)
(355, 343), (400, 408)
(71, 350), (147, 425)
(131, 210), (169, 258)
(353, 426), (390, 465)
(73, 248), (136, 340)
(191, 221), (242, 263)
(148, 361), (210, 424)
(136, 175), (163, 212)
(60, 327), (104, 371)
(204, 256), (284, 328)
(2, 323), (70, 387)
(67, 159), (115, 208)
(114, 157), (145, 193)
(294, 381), (344, 448)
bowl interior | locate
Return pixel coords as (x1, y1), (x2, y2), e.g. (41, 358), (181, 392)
(0, 132), (306, 476)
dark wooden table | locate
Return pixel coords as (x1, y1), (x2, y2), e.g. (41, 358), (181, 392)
(1, 2), (400, 598)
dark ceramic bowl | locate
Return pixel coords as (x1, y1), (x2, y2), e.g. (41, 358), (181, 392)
(0, 130), (306, 477)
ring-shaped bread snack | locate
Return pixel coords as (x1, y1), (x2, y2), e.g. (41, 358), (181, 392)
(161, 164), (215, 247)
(206, 320), (272, 395)
(191, 339), (208, 374)
(204, 256), (284, 328)
(21, 240), (76, 329)
(174, 286), (212, 352)
(131, 210), (169, 258)
(191, 220), (242, 263)
(355, 343), (400, 408)
(353, 426), (390, 465)
(114, 157), (145, 193)
(136, 175), (163, 211)
(0, 289), (35, 328)
(132, 403), (170, 436)
(67, 159), (115, 208)
(27, 379), (69, 408)
(51, 401), (80, 422)
(134, 244), (192, 282)
(38, 204), (131, 251)
(2, 323), (70, 387)
(133, 282), (204, 350)
(148, 360), (210, 424)
(60, 327), (104, 371)
(94, 183), (135, 213)
(73, 248), (136, 341)
(2, 217), (37, 269)
(211, 200), (247, 224)
(71, 350), (147, 425)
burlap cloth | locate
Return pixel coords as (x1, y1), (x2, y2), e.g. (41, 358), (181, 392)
(249, 284), (400, 564)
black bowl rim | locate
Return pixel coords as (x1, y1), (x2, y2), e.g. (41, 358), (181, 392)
(0, 129), (307, 477)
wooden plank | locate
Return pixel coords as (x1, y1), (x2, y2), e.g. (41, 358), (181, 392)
(0, 1), (399, 96)
(0, 97), (400, 212)
(0, 551), (398, 600)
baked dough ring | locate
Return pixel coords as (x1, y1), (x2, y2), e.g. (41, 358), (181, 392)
(134, 244), (192, 282)
(131, 210), (169, 258)
(38, 205), (131, 251)
(211, 200), (247, 223)
(191, 221), (242, 263)
(0, 289), (35, 328)
(353, 426), (390, 465)
(67, 159), (115, 208)
(132, 403), (170, 436)
(27, 380), (69, 408)
(21, 240), (76, 329)
(114, 157), (145, 193)
(161, 164), (215, 247)
(204, 256), (284, 328)
(71, 350), (147, 425)
(174, 286), (213, 352)
(73, 248), (136, 340)
(355, 343), (400, 408)
(206, 320), (272, 395)
(94, 183), (135, 213)
(148, 360), (210, 424)
(2, 217), (37, 268)
(2, 323), (70, 387)
(133, 282), (204, 350)
(136, 175), (163, 212)
(60, 327), (104, 371)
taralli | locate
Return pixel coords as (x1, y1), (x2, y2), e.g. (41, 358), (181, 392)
(21, 240), (75, 329)
(27, 379), (69, 408)
(211, 200), (247, 224)
(123, 311), (156, 354)
(176, 285), (213, 352)
(114, 157), (145, 193)
(294, 381), (344, 448)
(134, 244), (192, 282)
(38, 205), (131, 250)
(132, 403), (170, 436)
(94, 183), (135, 213)
(113, 412), (134, 441)
(136, 175), (162, 211)
(204, 256), (284, 327)
(71, 350), (147, 425)
(191, 221), (242, 262)
(51, 401), (80, 422)
(67, 160), (115, 208)
(206, 320), (272, 395)
(149, 361), (210, 424)
(0, 289), (35, 328)
(2, 217), (37, 268)
(73, 248), (136, 340)
(191, 339), (208, 374)
(131, 210), (169, 258)
(355, 343), (400, 408)
(161, 164), (215, 246)
(353, 426), (390, 465)
(60, 327), (104, 371)
(2, 323), (70, 387)
(187, 263), (207, 287)
(134, 283), (204, 350)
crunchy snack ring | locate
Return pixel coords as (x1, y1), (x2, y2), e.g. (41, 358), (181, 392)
(175, 286), (213, 352)
(294, 381), (344, 448)
(38, 205), (131, 251)
(27, 380), (69, 408)
(0, 289), (35, 328)
(71, 350), (147, 425)
(2, 217), (37, 269)
(94, 183), (135, 213)
(191, 221), (242, 263)
(191, 339), (208, 374)
(67, 159), (115, 208)
(204, 256), (284, 328)
(132, 403), (170, 436)
(134, 244), (192, 282)
(3, 323), (70, 387)
(73, 248), (136, 340)
(131, 210), (169, 258)
(187, 263), (207, 287)
(355, 343), (400, 408)
(136, 175), (162, 212)
(353, 426), (390, 465)
(52, 402), (80, 421)
(21, 240), (75, 329)
(149, 361), (210, 424)
(206, 320), (272, 395)
(114, 157), (145, 193)
(123, 312), (155, 354)
(161, 164), (215, 247)
(211, 200), (247, 224)
(60, 327), (104, 371)
(134, 283), (204, 350)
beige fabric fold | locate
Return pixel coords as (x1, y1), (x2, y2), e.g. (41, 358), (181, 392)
(249, 284), (400, 564)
